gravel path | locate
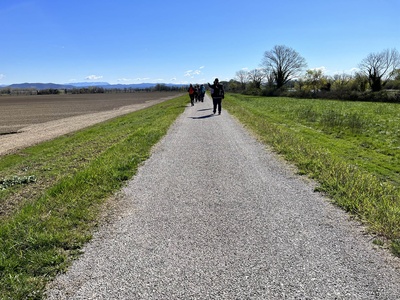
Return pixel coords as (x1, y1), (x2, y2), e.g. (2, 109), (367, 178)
(46, 95), (400, 299)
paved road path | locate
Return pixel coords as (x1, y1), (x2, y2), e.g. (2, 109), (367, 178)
(47, 95), (400, 299)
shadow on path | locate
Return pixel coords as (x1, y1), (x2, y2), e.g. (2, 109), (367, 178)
(189, 114), (215, 119)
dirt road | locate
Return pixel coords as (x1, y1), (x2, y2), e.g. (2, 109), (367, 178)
(0, 92), (182, 156)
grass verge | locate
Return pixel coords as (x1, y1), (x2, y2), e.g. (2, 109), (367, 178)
(224, 94), (400, 257)
(0, 95), (187, 299)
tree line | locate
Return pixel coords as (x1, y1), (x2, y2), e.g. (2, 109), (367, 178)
(228, 45), (400, 102)
(0, 84), (186, 96)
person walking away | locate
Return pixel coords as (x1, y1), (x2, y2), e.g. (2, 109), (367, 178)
(188, 84), (195, 106)
(199, 84), (206, 102)
(208, 78), (224, 114)
(194, 85), (199, 102)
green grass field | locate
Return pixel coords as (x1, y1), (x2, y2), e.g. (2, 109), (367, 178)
(224, 94), (400, 256)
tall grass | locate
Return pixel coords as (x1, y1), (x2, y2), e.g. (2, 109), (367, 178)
(224, 94), (400, 256)
(0, 95), (187, 299)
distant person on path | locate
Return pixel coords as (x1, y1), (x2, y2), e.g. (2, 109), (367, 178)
(199, 84), (206, 102)
(188, 84), (195, 106)
(208, 78), (224, 114)
(194, 85), (199, 102)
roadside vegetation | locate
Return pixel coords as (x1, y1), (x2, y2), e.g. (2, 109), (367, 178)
(224, 93), (400, 257)
(0, 95), (187, 299)
(227, 45), (400, 103)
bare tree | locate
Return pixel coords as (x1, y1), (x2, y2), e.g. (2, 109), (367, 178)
(264, 68), (275, 88)
(235, 70), (249, 90)
(394, 69), (400, 81)
(261, 45), (307, 89)
(359, 48), (400, 92)
(247, 69), (266, 89)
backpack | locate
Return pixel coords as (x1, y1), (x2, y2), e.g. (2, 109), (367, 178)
(214, 84), (224, 98)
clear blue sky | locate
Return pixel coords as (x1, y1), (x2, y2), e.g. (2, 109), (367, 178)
(1, 0), (399, 85)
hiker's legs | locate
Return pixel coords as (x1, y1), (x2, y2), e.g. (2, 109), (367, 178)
(216, 98), (222, 114)
(212, 98), (217, 113)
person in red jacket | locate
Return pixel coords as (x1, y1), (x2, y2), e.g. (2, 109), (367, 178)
(188, 84), (195, 106)
(208, 78), (224, 115)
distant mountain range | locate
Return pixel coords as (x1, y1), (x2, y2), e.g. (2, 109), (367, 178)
(0, 82), (186, 90)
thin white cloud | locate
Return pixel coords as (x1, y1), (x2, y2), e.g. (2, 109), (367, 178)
(170, 77), (177, 82)
(117, 78), (132, 82)
(0, 74), (5, 80)
(328, 67), (360, 76)
(135, 77), (150, 81)
(309, 66), (327, 73)
(349, 67), (360, 74)
(184, 70), (193, 77)
(86, 75), (103, 80)
(185, 66), (204, 77)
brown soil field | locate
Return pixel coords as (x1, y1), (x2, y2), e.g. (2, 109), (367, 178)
(0, 91), (183, 155)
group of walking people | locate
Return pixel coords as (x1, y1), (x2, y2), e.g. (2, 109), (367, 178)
(188, 78), (224, 115)
(188, 84), (206, 105)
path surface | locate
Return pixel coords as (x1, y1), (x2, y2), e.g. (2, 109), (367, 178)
(46, 95), (400, 299)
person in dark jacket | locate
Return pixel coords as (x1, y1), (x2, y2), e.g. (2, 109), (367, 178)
(208, 78), (224, 114)
(194, 85), (199, 102)
(188, 84), (195, 106)
(199, 84), (206, 102)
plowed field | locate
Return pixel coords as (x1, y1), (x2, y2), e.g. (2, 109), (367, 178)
(0, 92), (183, 155)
